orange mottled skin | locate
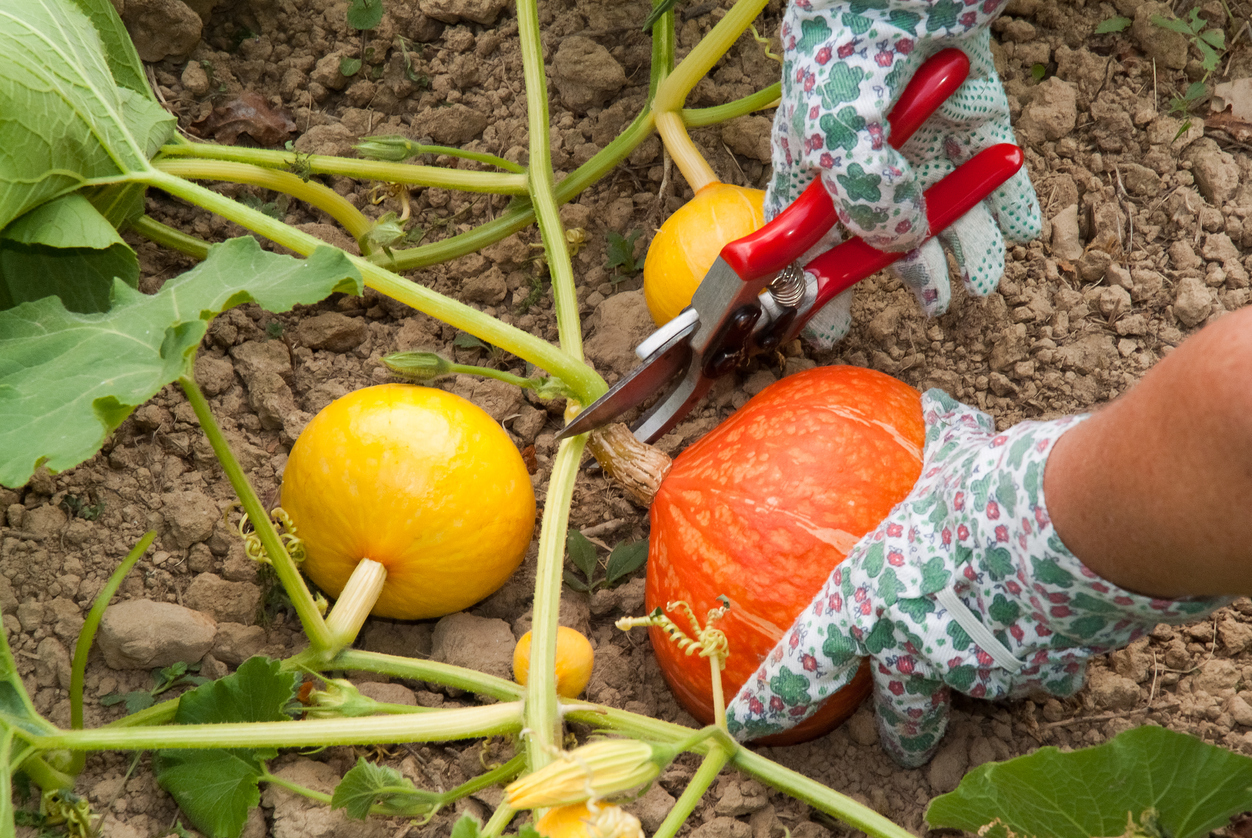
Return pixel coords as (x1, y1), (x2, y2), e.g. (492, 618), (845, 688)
(646, 366), (924, 743)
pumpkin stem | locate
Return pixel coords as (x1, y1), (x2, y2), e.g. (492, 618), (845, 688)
(325, 558), (388, 649)
(587, 423), (672, 507)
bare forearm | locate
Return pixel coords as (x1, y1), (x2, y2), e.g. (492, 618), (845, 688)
(1045, 307), (1252, 598)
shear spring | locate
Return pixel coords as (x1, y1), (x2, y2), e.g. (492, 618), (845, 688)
(768, 264), (806, 308)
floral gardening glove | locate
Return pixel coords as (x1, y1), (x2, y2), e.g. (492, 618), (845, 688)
(724, 391), (1229, 767)
(768, 0), (1043, 347)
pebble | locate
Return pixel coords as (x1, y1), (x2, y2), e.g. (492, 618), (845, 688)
(96, 600), (216, 670)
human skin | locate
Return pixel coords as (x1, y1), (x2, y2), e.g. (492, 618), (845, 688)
(1044, 305), (1252, 599)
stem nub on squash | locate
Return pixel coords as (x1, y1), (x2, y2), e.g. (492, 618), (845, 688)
(587, 423), (672, 507)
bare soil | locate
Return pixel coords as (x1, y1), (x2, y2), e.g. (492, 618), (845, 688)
(5, 0), (1252, 835)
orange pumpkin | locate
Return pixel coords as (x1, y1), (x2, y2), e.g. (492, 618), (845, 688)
(645, 366), (925, 744)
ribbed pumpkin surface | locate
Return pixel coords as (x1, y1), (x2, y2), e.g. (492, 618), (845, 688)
(281, 384), (535, 620)
(643, 182), (765, 326)
(646, 366), (924, 743)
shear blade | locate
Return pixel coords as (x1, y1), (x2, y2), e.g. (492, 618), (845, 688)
(556, 310), (698, 440)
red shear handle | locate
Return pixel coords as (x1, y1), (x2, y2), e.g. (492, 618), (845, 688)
(803, 143), (1025, 311)
(719, 48), (972, 283)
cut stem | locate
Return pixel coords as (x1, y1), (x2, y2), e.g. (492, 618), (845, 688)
(324, 559), (388, 650)
(586, 423), (672, 507)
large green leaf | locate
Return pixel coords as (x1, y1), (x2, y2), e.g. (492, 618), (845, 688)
(155, 658), (300, 838)
(0, 237), (362, 488)
(0, 1), (175, 229)
(0, 193), (138, 313)
(64, 0), (151, 96)
(926, 726), (1252, 838)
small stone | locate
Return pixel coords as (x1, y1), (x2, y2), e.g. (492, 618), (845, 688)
(1194, 659), (1241, 695)
(1086, 669), (1140, 710)
(1218, 618), (1252, 654)
(162, 489), (220, 549)
(430, 612), (515, 681)
(419, 0), (509, 24)
(35, 638), (71, 690)
(461, 266), (509, 305)
(623, 786), (676, 831)
(294, 312), (368, 352)
(122, 0), (203, 62)
(690, 817), (752, 838)
(1048, 205), (1082, 260)
(185, 573), (262, 626)
(357, 681), (418, 706)
(847, 706), (879, 746)
(1018, 77), (1078, 144)
(181, 60), (211, 96)
(1228, 695), (1252, 727)
(1131, 3), (1189, 69)
(550, 36), (627, 112)
(1185, 139), (1240, 205)
(715, 778), (769, 817)
(1173, 276), (1213, 327)
(97, 600), (216, 670)
(212, 622), (267, 665)
(927, 735), (969, 794)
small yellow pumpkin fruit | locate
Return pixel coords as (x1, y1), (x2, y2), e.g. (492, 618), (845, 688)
(534, 802), (644, 838)
(280, 383), (535, 622)
(513, 626), (595, 698)
(643, 182), (766, 326)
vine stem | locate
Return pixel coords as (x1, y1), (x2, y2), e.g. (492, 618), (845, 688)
(522, 435), (588, 770)
(157, 141), (529, 193)
(178, 375), (335, 652)
(654, 744), (732, 838)
(68, 531), (156, 772)
(141, 169), (607, 407)
(153, 158), (375, 247)
(516, 0), (581, 357)
(651, 0), (770, 190)
(28, 703), (524, 752)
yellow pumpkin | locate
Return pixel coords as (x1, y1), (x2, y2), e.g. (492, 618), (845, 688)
(642, 182), (766, 326)
(280, 383), (535, 620)
(513, 626), (595, 698)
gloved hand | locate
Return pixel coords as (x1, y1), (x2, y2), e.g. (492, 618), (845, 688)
(767, 1), (1043, 347)
(724, 391), (1228, 767)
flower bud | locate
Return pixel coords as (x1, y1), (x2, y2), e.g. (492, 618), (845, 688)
(302, 677), (380, 719)
(353, 135), (419, 162)
(383, 351), (455, 382)
(505, 738), (678, 809)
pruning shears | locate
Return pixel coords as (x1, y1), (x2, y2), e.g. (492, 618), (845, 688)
(557, 49), (1025, 444)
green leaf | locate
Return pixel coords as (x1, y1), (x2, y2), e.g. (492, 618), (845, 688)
(155, 749), (269, 838)
(346, 0), (385, 30)
(0, 1), (176, 229)
(450, 814), (484, 838)
(1094, 15), (1131, 33)
(604, 229), (643, 276)
(452, 332), (489, 350)
(0, 193), (139, 313)
(1196, 40), (1221, 72)
(926, 726), (1252, 838)
(83, 182), (147, 230)
(1150, 14), (1193, 35)
(65, 0), (152, 96)
(339, 56), (362, 76)
(1184, 81), (1209, 102)
(605, 539), (648, 586)
(331, 757), (441, 820)
(0, 237), (361, 488)
(563, 569), (591, 593)
(171, 656), (299, 727)
(155, 658), (300, 838)
(642, 0), (682, 31)
(100, 691), (156, 713)
(566, 530), (599, 579)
